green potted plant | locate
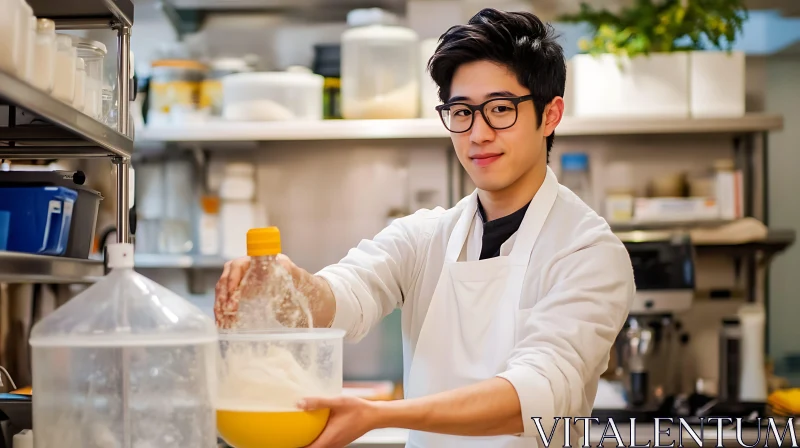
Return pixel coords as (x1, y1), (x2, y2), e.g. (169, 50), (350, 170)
(559, 0), (748, 118)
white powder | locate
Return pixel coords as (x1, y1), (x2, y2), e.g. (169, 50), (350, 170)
(217, 345), (324, 412)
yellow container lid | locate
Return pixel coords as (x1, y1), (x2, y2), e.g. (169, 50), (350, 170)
(247, 227), (281, 256)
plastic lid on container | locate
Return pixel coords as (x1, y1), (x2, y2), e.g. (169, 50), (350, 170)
(29, 244), (218, 347)
(69, 35), (107, 56)
(347, 8), (398, 27)
(247, 227), (281, 256)
(36, 18), (55, 32)
(312, 44), (341, 78)
(561, 153), (589, 171)
(211, 57), (252, 73)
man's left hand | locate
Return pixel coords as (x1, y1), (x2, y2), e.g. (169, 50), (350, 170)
(298, 395), (382, 448)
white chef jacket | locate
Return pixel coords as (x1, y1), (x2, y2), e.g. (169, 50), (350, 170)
(316, 176), (635, 441)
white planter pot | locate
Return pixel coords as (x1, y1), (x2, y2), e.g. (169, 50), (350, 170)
(689, 50), (745, 117)
(569, 53), (690, 117)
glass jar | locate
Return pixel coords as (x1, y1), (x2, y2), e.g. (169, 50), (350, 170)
(71, 36), (107, 120)
(52, 34), (76, 104)
(31, 19), (56, 92)
(341, 8), (420, 119)
(147, 59), (207, 125)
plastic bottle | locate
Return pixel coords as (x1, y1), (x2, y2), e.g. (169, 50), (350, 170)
(737, 304), (767, 402)
(29, 243), (219, 448)
(227, 227), (313, 330)
(31, 19), (56, 93)
(560, 153), (593, 207)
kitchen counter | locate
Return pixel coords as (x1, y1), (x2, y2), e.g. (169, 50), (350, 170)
(348, 421), (799, 447)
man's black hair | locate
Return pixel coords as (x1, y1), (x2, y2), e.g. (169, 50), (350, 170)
(428, 8), (566, 159)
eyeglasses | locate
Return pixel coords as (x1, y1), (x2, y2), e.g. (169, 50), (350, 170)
(435, 95), (533, 133)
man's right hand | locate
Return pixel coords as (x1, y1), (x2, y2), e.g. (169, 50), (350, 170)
(213, 254), (337, 329)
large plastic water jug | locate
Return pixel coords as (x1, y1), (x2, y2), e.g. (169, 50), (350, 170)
(28, 243), (219, 448)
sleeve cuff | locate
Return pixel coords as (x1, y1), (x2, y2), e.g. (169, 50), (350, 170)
(315, 270), (364, 342)
(496, 366), (556, 439)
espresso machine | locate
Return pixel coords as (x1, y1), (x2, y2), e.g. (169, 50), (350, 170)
(604, 231), (696, 414)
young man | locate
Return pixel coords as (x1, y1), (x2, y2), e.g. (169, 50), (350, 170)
(215, 8), (635, 448)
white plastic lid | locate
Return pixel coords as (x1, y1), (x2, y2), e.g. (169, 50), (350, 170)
(29, 244), (217, 347)
(347, 8), (398, 27)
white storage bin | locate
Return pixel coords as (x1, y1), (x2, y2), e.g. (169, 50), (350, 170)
(570, 53), (690, 117)
(222, 70), (324, 121)
(690, 51), (745, 117)
(341, 8), (420, 119)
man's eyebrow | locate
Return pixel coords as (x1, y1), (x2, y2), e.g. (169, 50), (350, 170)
(447, 91), (519, 102)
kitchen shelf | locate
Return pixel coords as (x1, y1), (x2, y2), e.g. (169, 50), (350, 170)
(0, 251), (104, 284)
(137, 113), (784, 143)
(134, 253), (226, 269)
(27, 0), (134, 26)
(693, 228), (796, 256)
(0, 69), (133, 159)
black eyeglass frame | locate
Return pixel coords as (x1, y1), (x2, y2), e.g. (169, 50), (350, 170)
(434, 94), (534, 133)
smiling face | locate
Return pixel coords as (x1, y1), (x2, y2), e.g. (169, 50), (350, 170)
(446, 60), (561, 194)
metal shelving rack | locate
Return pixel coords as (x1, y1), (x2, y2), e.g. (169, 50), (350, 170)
(0, 0), (134, 283)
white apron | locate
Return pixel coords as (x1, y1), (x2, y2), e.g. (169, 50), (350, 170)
(404, 168), (559, 448)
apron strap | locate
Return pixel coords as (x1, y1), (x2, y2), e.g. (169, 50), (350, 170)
(508, 166), (560, 264)
(444, 190), (479, 263)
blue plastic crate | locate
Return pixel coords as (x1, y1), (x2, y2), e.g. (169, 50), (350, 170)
(0, 187), (78, 255)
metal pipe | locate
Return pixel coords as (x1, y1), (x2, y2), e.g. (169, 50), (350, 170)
(117, 25), (131, 138)
(54, 18), (118, 30)
(113, 158), (130, 244)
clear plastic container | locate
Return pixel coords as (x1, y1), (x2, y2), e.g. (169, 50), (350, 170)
(216, 328), (344, 448)
(341, 8), (420, 119)
(52, 34), (76, 104)
(72, 36), (107, 120)
(31, 19), (56, 92)
(221, 69), (324, 121)
(29, 243), (219, 448)
(560, 153), (593, 207)
(220, 227), (313, 330)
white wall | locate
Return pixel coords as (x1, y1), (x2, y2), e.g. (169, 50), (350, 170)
(765, 54), (800, 381)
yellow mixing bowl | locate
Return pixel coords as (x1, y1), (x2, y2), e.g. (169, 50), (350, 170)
(217, 408), (330, 448)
